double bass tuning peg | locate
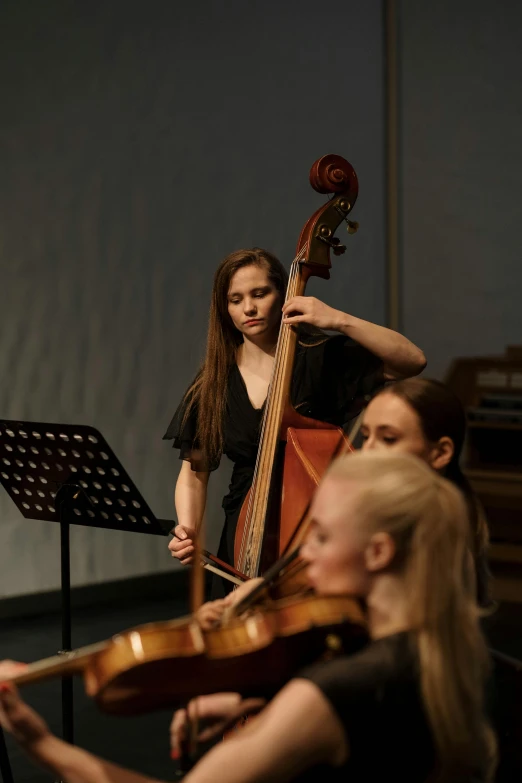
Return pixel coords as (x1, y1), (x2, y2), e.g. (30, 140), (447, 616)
(346, 220), (359, 234)
(317, 225), (346, 255)
(332, 239), (346, 256)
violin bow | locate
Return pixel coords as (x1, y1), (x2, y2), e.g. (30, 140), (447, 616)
(200, 550), (246, 586)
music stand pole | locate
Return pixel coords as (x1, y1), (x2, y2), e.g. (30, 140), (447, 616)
(56, 485), (75, 744)
(0, 727), (14, 783)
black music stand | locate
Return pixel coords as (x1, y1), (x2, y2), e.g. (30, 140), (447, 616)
(0, 419), (169, 751)
(0, 727), (14, 783)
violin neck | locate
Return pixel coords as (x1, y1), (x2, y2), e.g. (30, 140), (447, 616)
(236, 262), (307, 577)
(11, 640), (108, 686)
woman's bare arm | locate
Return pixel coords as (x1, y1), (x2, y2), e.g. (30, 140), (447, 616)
(282, 296), (426, 380)
(0, 681), (162, 783)
(183, 679), (348, 783)
(30, 737), (164, 783)
(169, 460), (209, 564)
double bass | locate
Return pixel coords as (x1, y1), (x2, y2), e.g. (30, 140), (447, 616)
(234, 153), (360, 581)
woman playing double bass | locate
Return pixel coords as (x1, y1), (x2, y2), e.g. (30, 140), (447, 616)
(164, 247), (426, 594)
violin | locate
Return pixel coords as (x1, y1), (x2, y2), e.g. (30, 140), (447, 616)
(9, 593), (367, 716)
(234, 154), (359, 583)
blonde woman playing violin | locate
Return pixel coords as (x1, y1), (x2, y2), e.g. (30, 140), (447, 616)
(0, 451), (496, 783)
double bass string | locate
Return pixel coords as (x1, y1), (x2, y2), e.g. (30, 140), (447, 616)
(251, 248), (306, 563)
(237, 246), (307, 574)
(240, 238), (364, 575)
(238, 250), (304, 570)
(237, 252), (302, 568)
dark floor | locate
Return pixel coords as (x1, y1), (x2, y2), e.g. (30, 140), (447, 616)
(1, 593), (522, 783)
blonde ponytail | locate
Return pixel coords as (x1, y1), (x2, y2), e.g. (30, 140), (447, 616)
(327, 451), (497, 782)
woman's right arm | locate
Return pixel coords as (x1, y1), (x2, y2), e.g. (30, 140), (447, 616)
(168, 460), (210, 565)
(180, 679), (347, 783)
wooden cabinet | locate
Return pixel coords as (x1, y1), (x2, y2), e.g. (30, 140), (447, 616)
(445, 347), (522, 601)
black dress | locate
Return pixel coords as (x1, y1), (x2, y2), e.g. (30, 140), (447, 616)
(163, 335), (383, 594)
(296, 632), (437, 783)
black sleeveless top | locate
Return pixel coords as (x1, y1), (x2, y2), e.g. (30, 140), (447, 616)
(163, 335), (383, 586)
(296, 632), (436, 782)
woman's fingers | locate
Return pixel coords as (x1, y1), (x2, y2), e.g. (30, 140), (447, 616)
(0, 661), (28, 680)
(282, 315), (305, 324)
(170, 695), (248, 755)
(196, 601), (227, 630)
(170, 708), (188, 754)
(178, 547), (195, 564)
(169, 538), (195, 553)
(282, 296), (312, 324)
(180, 545), (195, 563)
(173, 524), (196, 541)
(196, 718), (229, 743)
(197, 696), (267, 742)
(187, 693), (242, 722)
(168, 539), (195, 563)
(282, 296), (307, 313)
(225, 577), (264, 609)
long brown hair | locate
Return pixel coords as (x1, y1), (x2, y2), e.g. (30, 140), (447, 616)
(372, 378), (491, 606)
(327, 451), (497, 782)
(183, 248), (288, 467)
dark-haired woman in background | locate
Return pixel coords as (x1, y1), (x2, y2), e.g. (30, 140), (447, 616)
(164, 247), (426, 594)
(360, 377), (491, 607)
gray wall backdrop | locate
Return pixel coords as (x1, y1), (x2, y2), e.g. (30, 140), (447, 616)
(0, 1), (386, 598)
(400, 0), (522, 379)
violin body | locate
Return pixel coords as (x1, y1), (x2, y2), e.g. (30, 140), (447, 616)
(12, 595), (367, 717)
(97, 595), (366, 715)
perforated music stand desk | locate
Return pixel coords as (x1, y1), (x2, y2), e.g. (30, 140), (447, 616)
(0, 419), (170, 749)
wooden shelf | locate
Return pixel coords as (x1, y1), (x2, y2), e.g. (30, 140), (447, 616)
(468, 421), (522, 431)
(466, 469), (522, 483)
(490, 543), (522, 564)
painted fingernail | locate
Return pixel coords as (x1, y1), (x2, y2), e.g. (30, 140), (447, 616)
(170, 748), (180, 760)
(0, 683), (11, 693)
